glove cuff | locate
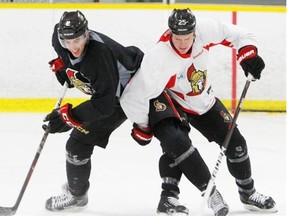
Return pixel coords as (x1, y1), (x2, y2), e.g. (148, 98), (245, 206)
(133, 129), (152, 142)
(60, 104), (82, 128)
(237, 45), (257, 64)
(132, 123), (153, 146)
(49, 57), (65, 72)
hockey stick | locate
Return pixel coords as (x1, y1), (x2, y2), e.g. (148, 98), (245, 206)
(199, 74), (254, 215)
(0, 82), (68, 216)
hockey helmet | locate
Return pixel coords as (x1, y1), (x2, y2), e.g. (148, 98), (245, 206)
(58, 10), (88, 40)
(168, 8), (196, 35)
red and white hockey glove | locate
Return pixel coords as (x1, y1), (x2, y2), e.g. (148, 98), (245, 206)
(131, 123), (153, 146)
(49, 57), (65, 72)
(43, 103), (82, 134)
(49, 57), (73, 88)
(237, 45), (265, 80)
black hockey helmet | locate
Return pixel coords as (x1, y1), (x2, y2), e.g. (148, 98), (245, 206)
(58, 10), (88, 40)
(168, 8), (196, 35)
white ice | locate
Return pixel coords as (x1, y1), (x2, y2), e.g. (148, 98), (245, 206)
(0, 112), (286, 216)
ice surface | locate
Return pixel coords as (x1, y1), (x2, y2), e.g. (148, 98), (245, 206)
(0, 112), (286, 216)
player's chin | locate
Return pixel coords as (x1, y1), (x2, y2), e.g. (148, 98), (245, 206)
(72, 52), (81, 57)
(179, 48), (189, 54)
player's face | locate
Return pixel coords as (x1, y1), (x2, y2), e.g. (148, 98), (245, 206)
(63, 34), (88, 58)
(171, 32), (195, 54)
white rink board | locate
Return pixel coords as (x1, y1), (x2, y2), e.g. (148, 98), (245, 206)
(0, 9), (285, 101)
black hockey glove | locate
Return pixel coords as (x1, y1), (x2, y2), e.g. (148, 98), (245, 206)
(42, 103), (82, 134)
(237, 45), (265, 80)
(131, 123), (153, 146)
(49, 57), (73, 88)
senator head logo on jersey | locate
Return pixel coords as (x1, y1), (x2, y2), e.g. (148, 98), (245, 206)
(186, 64), (207, 96)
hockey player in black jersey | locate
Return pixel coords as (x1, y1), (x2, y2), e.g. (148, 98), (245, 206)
(42, 10), (143, 211)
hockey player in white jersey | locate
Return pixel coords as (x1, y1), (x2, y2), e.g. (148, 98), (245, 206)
(120, 8), (277, 216)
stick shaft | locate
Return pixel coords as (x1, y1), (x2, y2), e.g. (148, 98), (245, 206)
(199, 75), (253, 215)
(0, 83), (68, 215)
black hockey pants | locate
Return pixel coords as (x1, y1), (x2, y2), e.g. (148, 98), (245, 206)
(187, 97), (252, 181)
(150, 93), (253, 194)
(150, 92), (212, 192)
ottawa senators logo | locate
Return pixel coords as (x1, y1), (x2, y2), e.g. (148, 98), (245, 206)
(186, 64), (207, 96)
(220, 111), (232, 123)
(153, 100), (167, 112)
(66, 68), (95, 95)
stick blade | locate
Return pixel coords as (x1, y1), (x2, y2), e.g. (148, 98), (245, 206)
(0, 207), (16, 216)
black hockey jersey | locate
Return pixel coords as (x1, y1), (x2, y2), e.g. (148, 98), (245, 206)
(51, 24), (144, 123)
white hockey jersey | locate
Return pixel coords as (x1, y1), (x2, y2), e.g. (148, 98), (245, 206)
(120, 17), (258, 127)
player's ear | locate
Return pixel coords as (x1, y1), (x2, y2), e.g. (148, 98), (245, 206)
(84, 30), (89, 38)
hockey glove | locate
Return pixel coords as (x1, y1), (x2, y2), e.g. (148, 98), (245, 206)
(42, 103), (82, 134)
(237, 45), (265, 80)
(49, 57), (73, 88)
(131, 123), (153, 146)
